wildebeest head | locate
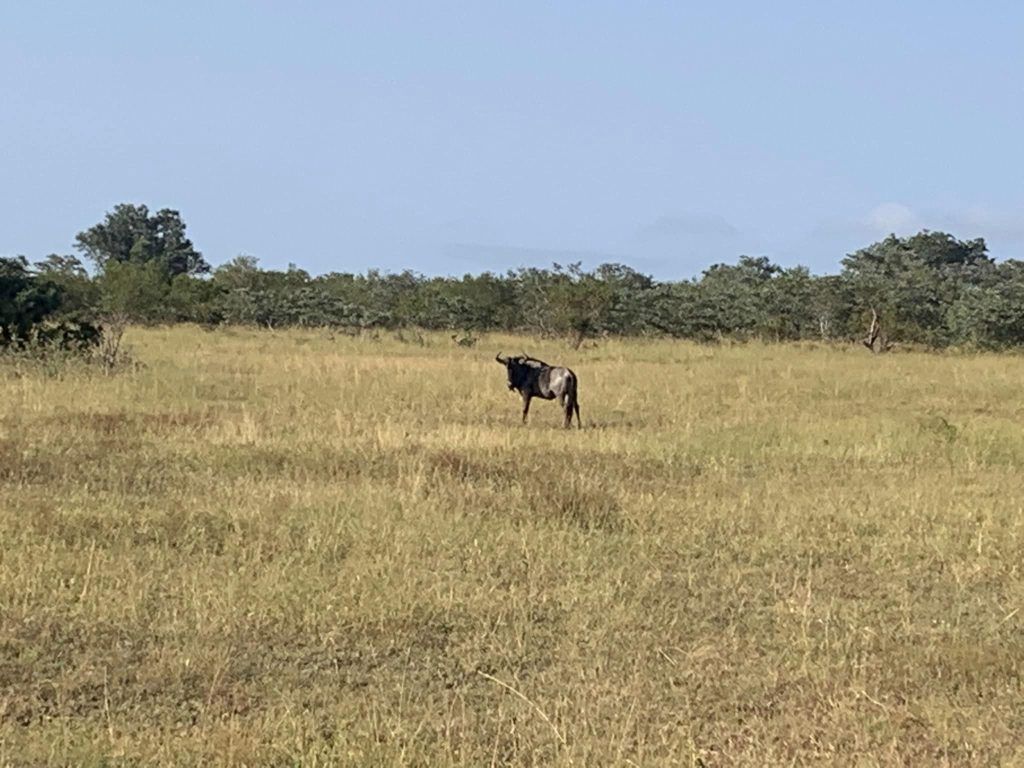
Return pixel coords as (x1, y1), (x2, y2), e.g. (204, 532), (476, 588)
(495, 353), (541, 391)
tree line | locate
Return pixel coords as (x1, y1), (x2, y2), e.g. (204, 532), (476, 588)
(5, 202), (1024, 354)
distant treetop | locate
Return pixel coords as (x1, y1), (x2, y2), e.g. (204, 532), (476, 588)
(75, 203), (209, 277)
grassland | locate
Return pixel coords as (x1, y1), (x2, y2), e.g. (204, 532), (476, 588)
(1, 326), (1023, 766)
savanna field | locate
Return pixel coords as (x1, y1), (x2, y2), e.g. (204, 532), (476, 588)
(2, 327), (1024, 766)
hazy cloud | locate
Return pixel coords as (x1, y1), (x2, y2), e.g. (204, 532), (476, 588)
(865, 203), (918, 235)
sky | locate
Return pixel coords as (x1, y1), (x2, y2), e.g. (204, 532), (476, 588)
(3, 2), (1023, 279)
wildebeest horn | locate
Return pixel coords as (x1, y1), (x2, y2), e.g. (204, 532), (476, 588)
(495, 353), (506, 364)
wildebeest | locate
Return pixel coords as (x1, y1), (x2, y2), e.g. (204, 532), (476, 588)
(495, 353), (581, 429)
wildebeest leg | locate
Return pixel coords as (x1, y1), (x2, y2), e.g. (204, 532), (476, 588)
(564, 380), (581, 429)
(521, 394), (532, 423)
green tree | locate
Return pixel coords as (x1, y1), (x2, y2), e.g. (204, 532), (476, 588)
(0, 256), (100, 352)
(1, 257), (55, 346)
(508, 263), (616, 346)
(99, 260), (172, 324)
(841, 231), (993, 347)
(75, 203), (209, 277)
(694, 256), (779, 339)
(167, 275), (224, 324)
(212, 255), (262, 291)
(762, 266), (820, 341)
(593, 263), (656, 335)
(946, 260), (1024, 349)
(546, 263), (616, 348)
(33, 254), (100, 318)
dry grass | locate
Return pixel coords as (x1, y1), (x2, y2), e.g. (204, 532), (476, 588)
(2, 326), (1024, 766)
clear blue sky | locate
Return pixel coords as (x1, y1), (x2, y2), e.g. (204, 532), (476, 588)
(3, 2), (1023, 279)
